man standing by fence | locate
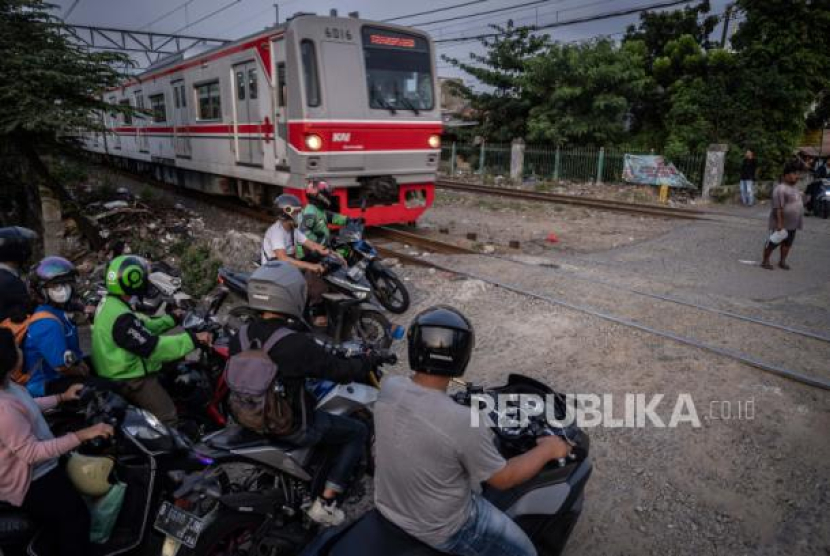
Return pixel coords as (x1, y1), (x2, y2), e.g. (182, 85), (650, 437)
(740, 150), (757, 206)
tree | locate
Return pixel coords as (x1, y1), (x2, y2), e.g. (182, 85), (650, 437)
(523, 39), (651, 146)
(623, 1), (718, 145)
(0, 0), (131, 242)
(441, 21), (548, 142)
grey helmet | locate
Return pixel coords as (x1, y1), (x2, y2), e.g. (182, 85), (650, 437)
(247, 261), (307, 318)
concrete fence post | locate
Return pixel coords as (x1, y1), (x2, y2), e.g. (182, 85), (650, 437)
(702, 143), (729, 199)
(596, 147), (605, 184)
(479, 141), (486, 183)
(450, 141), (457, 176)
(510, 138), (525, 183)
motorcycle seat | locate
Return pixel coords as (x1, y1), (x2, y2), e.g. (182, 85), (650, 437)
(322, 292), (352, 302)
(325, 509), (443, 556)
(206, 425), (297, 451)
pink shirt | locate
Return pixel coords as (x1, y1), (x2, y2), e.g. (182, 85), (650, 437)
(0, 386), (80, 506)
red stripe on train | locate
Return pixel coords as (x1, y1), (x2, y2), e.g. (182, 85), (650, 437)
(287, 121), (442, 152)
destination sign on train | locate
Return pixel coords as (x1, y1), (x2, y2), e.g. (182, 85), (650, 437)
(362, 27), (427, 51)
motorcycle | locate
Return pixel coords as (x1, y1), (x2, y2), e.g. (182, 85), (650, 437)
(806, 178), (830, 219)
(331, 220), (410, 314)
(157, 286), (237, 437)
(301, 374), (592, 556)
(0, 386), (212, 556)
(218, 258), (398, 348)
(154, 341), (396, 556)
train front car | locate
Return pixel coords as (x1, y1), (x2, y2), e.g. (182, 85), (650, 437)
(284, 16), (441, 225)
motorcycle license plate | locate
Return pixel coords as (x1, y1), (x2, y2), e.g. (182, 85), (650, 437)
(154, 501), (205, 549)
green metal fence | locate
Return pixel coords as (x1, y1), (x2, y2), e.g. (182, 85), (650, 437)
(440, 142), (708, 188)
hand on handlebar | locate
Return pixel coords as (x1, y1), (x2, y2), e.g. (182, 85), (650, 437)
(195, 331), (214, 346)
(59, 383), (85, 404)
(536, 435), (571, 460)
(77, 423), (115, 443)
(309, 263), (325, 276)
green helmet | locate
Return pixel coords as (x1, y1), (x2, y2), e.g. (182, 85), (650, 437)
(105, 255), (149, 296)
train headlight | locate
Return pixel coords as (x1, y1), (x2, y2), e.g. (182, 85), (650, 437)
(305, 134), (323, 151)
(428, 134), (441, 149)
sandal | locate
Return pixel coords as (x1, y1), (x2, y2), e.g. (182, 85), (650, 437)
(779, 262), (790, 270)
(760, 262), (774, 270)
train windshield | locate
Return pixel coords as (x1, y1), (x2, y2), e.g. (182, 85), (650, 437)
(362, 27), (433, 112)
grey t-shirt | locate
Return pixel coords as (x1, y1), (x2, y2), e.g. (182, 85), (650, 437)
(374, 376), (506, 547)
(769, 182), (804, 231)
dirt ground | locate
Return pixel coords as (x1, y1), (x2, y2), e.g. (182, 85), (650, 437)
(78, 170), (830, 556)
(418, 190), (680, 255)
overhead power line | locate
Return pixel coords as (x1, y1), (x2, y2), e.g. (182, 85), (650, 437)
(434, 0), (695, 43)
(63, 0), (82, 19)
(381, 0), (489, 23)
(173, 0), (244, 34)
(138, 0), (196, 31)
(413, 0), (560, 27)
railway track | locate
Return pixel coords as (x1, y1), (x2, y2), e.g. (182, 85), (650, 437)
(110, 167), (830, 391)
(436, 179), (712, 220)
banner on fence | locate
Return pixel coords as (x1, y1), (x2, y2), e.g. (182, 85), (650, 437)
(622, 154), (693, 188)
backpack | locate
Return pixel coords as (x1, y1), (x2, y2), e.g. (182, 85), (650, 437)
(225, 324), (295, 436)
(0, 311), (62, 385)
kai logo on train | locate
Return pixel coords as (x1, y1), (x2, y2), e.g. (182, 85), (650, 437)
(332, 133), (351, 142)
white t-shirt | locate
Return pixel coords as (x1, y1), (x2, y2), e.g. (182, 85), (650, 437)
(262, 222), (307, 264)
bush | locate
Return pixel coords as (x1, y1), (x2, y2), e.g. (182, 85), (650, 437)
(179, 242), (222, 298)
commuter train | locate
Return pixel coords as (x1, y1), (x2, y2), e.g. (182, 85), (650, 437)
(82, 13), (442, 225)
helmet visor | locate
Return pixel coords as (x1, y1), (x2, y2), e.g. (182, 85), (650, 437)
(418, 326), (472, 372)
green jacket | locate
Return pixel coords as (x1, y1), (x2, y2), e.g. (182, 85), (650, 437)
(91, 295), (195, 381)
(298, 204), (348, 259)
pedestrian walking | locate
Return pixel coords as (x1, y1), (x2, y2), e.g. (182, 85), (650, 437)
(761, 160), (804, 270)
(739, 150), (757, 206)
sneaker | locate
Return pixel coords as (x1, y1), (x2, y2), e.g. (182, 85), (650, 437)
(306, 497), (345, 527)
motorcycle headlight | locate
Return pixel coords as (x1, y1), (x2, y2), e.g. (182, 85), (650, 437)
(124, 408), (166, 440)
(355, 290), (370, 300)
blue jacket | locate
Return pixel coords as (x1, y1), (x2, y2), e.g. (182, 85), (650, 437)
(23, 305), (83, 397)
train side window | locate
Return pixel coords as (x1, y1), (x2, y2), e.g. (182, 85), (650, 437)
(119, 99), (132, 125)
(180, 85), (186, 107)
(300, 40), (321, 107)
(149, 93), (167, 123)
(173, 87), (180, 109)
(248, 69), (258, 100)
(236, 71), (245, 100)
(277, 63), (286, 107)
(196, 81), (222, 120)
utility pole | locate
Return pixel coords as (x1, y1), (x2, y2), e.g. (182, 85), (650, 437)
(274, 4), (279, 25)
(720, 4), (733, 49)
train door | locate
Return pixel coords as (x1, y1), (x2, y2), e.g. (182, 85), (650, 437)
(272, 38), (288, 168)
(135, 91), (149, 153)
(171, 80), (191, 158)
(233, 61), (263, 166)
(109, 96), (121, 150)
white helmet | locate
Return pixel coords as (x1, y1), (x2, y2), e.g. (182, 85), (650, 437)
(66, 453), (115, 497)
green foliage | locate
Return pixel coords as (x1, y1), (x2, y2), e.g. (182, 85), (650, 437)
(523, 39), (650, 146)
(48, 158), (88, 186)
(441, 21), (549, 142)
(179, 242), (222, 298)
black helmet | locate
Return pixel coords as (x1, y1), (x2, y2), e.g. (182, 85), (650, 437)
(31, 256), (77, 306)
(273, 194), (303, 224)
(407, 306), (474, 377)
(306, 180), (333, 209)
(0, 227), (37, 264)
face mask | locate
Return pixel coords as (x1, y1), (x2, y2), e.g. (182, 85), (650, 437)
(46, 284), (72, 305)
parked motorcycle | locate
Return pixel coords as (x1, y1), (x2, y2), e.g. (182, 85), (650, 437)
(806, 178), (830, 219)
(218, 258), (398, 348)
(331, 220), (410, 314)
(301, 373), (592, 556)
(154, 340), (396, 556)
(0, 386), (212, 556)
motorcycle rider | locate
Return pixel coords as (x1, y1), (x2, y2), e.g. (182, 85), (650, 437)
(230, 262), (382, 526)
(299, 180), (348, 250)
(262, 193), (336, 326)
(91, 255), (211, 426)
(0, 327), (114, 556)
(22, 257), (90, 396)
(0, 227), (37, 323)
(374, 306), (571, 556)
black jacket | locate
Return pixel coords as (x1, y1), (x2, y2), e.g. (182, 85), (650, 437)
(740, 158), (757, 181)
(229, 317), (372, 433)
(0, 267), (31, 322)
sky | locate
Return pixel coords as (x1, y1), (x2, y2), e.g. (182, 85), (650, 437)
(51, 0), (735, 85)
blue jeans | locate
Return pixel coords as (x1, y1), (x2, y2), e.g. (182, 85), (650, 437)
(435, 494), (537, 556)
(740, 180), (755, 205)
